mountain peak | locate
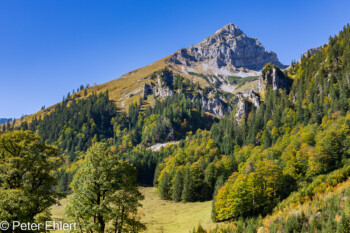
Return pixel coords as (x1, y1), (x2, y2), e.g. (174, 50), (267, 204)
(168, 23), (287, 75)
(215, 23), (243, 37)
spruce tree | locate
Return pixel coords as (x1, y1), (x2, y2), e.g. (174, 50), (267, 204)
(172, 169), (183, 202)
(182, 166), (194, 202)
(158, 172), (171, 200)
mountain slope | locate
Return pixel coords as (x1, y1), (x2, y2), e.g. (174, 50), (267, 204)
(10, 23), (286, 128)
(88, 23), (286, 108)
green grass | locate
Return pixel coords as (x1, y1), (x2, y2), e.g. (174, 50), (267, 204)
(228, 75), (259, 87)
(50, 196), (71, 233)
(139, 187), (217, 233)
(51, 195), (70, 221)
(51, 187), (220, 233)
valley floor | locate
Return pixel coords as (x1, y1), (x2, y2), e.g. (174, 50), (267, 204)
(139, 187), (216, 233)
(51, 187), (218, 233)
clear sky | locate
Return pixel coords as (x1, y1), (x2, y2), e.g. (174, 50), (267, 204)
(1, 0), (349, 118)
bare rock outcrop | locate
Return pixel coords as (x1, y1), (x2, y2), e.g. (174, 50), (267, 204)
(142, 70), (174, 100)
(236, 90), (261, 108)
(153, 71), (174, 99)
(142, 69), (231, 118)
(235, 97), (251, 122)
(258, 64), (291, 93)
(201, 97), (231, 117)
(153, 84), (174, 99)
(234, 90), (261, 122)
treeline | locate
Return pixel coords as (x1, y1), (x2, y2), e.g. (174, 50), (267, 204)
(16, 70), (215, 160)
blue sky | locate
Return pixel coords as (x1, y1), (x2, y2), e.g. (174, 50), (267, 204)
(1, 0), (349, 118)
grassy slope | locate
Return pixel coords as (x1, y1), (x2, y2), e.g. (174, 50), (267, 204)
(88, 57), (169, 107)
(232, 79), (259, 95)
(8, 56), (212, 128)
(51, 187), (219, 233)
(9, 57), (169, 128)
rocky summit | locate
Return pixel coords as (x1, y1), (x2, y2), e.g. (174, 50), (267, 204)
(168, 23), (287, 76)
(169, 23), (286, 72)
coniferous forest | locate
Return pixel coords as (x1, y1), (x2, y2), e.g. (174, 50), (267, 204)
(1, 22), (350, 233)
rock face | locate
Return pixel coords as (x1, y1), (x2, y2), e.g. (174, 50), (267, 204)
(169, 23), (287, 74)
(236, 90), (261, 108)
(141, 69), (232, 117)
(153, 70), (174, 98)
(235, 97), (251, 122)
(142, 70), (174, 100)
(234, 64), (292, 122)
(258, 64), (290, 93)
(234, 90), (261, 122)
(201, 97), (231, 117)
(153, 81), (174, 99)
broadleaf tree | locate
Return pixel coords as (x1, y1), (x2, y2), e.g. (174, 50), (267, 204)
(0, 130), (62, 228)
(66, 142), (145, 233)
